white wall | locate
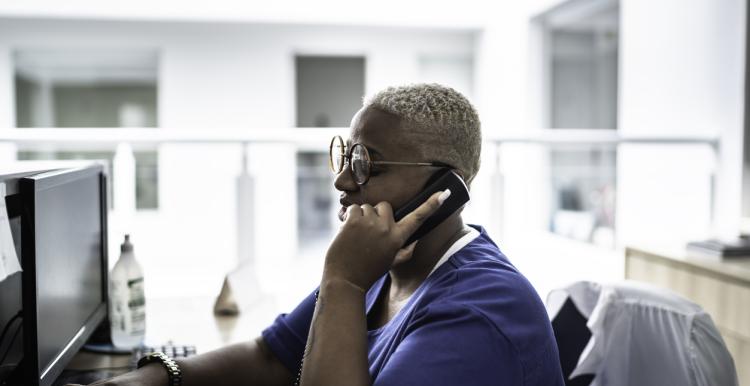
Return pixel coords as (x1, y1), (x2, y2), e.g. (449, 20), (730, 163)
(0, 48), (16, 164)
(3, 1), (743, 302)
(517, 0), (746, 250)
(0, 19), (476, 301)
(477, 0), (746, 299)
(617, 0), (746, 247)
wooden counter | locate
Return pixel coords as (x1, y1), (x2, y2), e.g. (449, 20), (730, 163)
(626, 246), (750, 384)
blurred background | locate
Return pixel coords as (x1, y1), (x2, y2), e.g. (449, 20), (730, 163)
(0, 0), (745, 332)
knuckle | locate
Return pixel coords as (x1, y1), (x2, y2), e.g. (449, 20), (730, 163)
(414, 211), (428, 223)
(376, 201), (392, 210)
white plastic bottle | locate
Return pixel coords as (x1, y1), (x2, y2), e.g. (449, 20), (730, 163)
(109, 234), (146, 349)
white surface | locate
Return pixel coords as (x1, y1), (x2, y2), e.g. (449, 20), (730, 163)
(0, 0), (743, 304)
(0, 18), (476, 298)
(618, 0), (746, 242)
(0, 0), (501, 28)
(0, 182), (22, 283)
(547, 281), (738, 386)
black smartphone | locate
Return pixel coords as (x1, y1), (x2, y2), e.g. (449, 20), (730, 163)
(393, 168), (470, 247)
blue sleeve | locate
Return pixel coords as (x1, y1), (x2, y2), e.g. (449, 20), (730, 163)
(372, 301), (523, 386)
(261, 289), (318, 374)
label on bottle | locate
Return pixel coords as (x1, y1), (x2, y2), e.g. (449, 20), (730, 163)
(127, 277), (146, 334)
(110, 274), (146, 344)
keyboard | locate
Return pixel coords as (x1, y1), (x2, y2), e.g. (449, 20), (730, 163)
(53, 343), (197, 386)
(130, 343), (197, 368)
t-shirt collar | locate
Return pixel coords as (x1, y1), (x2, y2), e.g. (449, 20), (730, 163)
(427, 226), (480, 277)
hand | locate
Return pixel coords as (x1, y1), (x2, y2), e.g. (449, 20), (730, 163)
(323, 190), (450, 292)
(66, 363), (168, 386)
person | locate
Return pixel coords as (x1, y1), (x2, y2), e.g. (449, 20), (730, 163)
(75, 83), (564, 386)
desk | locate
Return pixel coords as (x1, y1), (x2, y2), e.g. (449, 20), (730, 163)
(625, 246), (750, 385)
(59, 296), (279, 384)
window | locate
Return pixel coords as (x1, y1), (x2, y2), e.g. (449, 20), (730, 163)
(295, 56), (366, 246)
(549, 147), (616, 246)
(549, 29), (618, 129)
(13, 49), (159, 210)
(743, 1), (750, 227)
(418, 55), (474, 99)
(537, 0), (619, 246)
(17, 150), (115, 208)
(295, 56), (365, 127)
(297, 152), (334, 243)
(134, 151), (159, 210)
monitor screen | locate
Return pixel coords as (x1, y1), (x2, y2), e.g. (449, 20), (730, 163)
(20, 165), (108, 386)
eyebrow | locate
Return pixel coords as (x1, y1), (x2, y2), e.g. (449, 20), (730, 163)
(366, 145), (384, 159)
(347, 139), (385, 160)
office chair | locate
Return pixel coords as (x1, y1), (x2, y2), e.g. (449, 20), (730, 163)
(546, 280), (738, 386)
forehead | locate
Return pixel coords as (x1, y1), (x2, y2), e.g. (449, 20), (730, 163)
(348, 106), (420, 159)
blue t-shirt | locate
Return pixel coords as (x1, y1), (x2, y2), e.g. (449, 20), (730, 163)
(262, 226), (564, 385)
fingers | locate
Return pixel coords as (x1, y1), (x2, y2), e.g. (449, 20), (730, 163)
(344, 204), (363, 222)
(360, 203), (377, 217)
(374, 201), (394, 222)
(395, 189), (450, 241)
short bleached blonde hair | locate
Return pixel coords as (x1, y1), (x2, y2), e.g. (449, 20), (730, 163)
(363, 83), (482, 185)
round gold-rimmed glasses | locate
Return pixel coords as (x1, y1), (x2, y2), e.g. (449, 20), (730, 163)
(328, 135), (444, 185)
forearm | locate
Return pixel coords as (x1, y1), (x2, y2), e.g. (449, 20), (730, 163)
(300, 278), (370, 386)
(95, 337), (291, 386)
(175, 337), (292, 386)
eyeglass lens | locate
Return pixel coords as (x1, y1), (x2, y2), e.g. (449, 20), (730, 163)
(330, 137), (345, 173)
(329, 137), (372, 184)
(351, 144), (370, 184)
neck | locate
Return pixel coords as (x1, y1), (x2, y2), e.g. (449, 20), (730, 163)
(388, 214), (467, 296)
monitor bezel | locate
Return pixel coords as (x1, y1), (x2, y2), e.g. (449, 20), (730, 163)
(19, 164), (109, 386)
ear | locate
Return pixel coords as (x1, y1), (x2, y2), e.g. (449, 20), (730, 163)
(455, 169), (473, 190)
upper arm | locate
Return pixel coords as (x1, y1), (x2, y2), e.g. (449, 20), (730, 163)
(372, 304), (523, 386)
(261, 289), (319, 374)
(254, 336), (294, 386)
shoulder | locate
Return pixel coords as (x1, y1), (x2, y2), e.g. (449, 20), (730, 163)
(428, 227), (546, 323)
(413, 227), (562, 383)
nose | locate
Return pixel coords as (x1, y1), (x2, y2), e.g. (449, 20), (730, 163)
(333, 163), (358, 192)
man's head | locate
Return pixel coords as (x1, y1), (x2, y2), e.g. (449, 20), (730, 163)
(362, 83), (482, 186)
(334, 83), (481, 221)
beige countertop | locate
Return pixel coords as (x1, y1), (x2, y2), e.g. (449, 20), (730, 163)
(626, 245), (750, 285)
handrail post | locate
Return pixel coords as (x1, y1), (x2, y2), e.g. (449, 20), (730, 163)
(113, 142), (136, 226)
(490, 141), (505, 238)
(237, 142), (254, 266)
(213, 141), (261, 315)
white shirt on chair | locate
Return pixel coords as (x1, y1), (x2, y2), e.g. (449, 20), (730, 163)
(547, 281), (738, 386)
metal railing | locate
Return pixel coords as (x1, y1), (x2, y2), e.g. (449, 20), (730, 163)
(0, 127), (721, 258)
(0, 127), (720, 147)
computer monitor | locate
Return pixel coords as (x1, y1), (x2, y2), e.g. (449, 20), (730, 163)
(0, 164), (109, 386)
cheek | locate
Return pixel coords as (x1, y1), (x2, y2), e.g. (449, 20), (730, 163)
(361, 173), (425, 209)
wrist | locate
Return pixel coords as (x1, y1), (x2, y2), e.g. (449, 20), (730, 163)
(320, 276), (367, 297)
(137, 352), (182, 386)
(134, 362), (170, 386)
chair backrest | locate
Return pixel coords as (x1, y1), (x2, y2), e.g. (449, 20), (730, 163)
(546, 280), (738, 386)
